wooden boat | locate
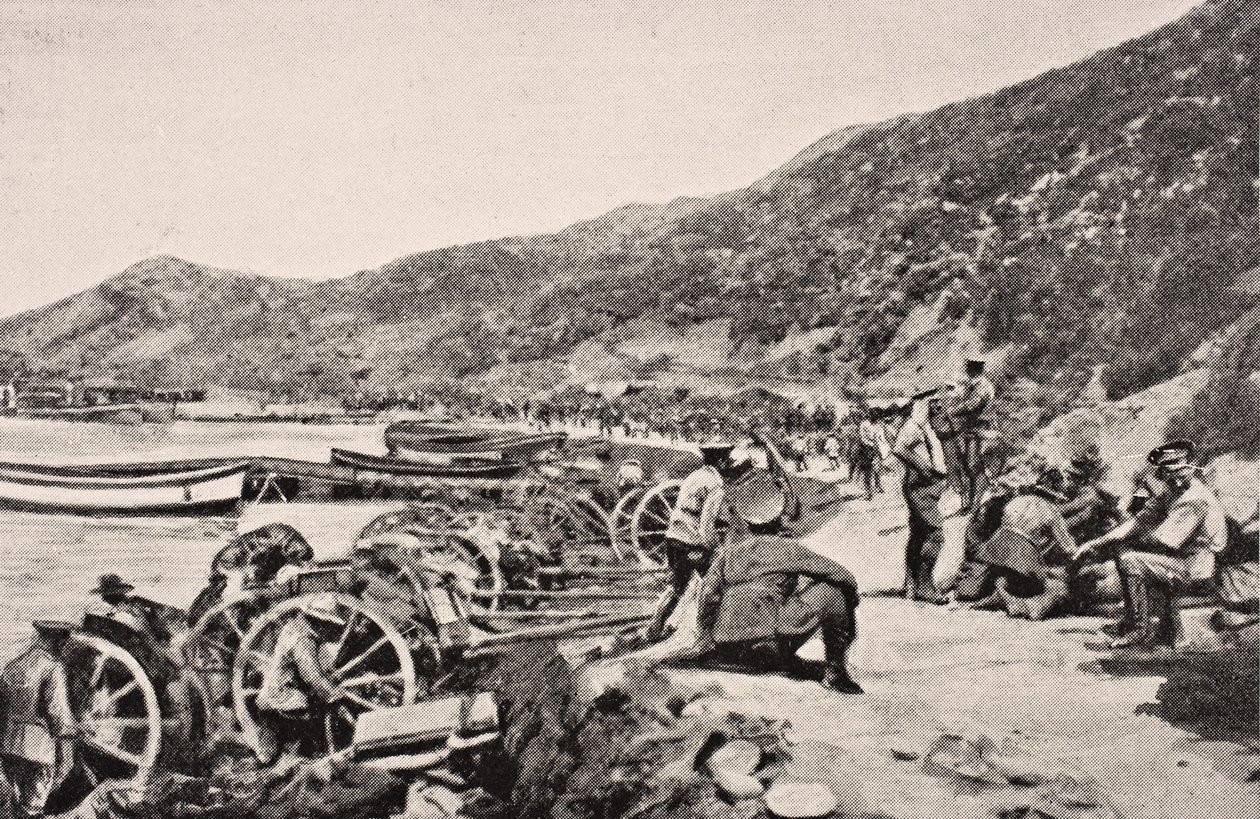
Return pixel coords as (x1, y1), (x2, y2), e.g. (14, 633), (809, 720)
(0, 460), (251, 515)
(329, 449), (525, 479)
(384, 424), (566, 458)
(0, 458), (235, 478)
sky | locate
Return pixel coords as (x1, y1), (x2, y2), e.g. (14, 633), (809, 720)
(0, 0), (1204, 315)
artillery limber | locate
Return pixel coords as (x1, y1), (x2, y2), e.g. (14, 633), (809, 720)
(62, 507), (662, 774)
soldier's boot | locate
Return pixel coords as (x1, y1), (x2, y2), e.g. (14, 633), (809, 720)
(1110, 571), (1157, 649)
(819, 626), (862, 695)
(1103, 559), (1137, 637)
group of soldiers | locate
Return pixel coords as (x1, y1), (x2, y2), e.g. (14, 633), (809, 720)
(892, 380), (1252, 652)
(635, 353), (1254, 697)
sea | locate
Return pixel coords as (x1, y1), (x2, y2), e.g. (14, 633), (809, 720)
(0, 417), (387, 655)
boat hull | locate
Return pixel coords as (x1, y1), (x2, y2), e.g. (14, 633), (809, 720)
(384, 425), (566, 458)
(0, 461), (250, 515)
(329, 449), (525, 479)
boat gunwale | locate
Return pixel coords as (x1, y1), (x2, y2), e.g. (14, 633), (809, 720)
(0, 460), (252, 489)
(330, 448), (525, 478)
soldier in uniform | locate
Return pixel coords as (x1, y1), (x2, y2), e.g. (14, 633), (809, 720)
(645, 440), (738, 642)
(1073, 441), (1228, 648)
(90, 574), (176, 645)
(944, 357), (996, 511)
(681, 476), (863, 694)
(255, 595), (349, 762)
(892, 397), (950, 603)
(0, 621), (77, 819)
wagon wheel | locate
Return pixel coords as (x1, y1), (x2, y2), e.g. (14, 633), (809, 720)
(179, 592), (274, 709)
(630, 480), (683, 566)
(233, 594), (418, 760)
(356, 504), (456, 543)
(66, 634), (163, 772)
(519, 494), (615, 564)
(609, 486), (649, 561)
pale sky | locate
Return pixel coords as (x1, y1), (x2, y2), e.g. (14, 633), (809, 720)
(1, 0), (1203, 315)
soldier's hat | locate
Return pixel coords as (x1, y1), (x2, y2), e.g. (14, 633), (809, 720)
(92, 573), (135, 596)
(1147, 440), (1196, 466)
(965, 356), (987, 368)
(729, 474), (787, 526)
(698, 438), (736, 463)
(33, 620), (75, 638)
(301, 594), (348, 628)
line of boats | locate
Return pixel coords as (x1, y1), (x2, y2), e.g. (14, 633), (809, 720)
(0, 421), (569, 515)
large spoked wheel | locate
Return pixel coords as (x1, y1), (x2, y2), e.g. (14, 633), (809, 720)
(630, 480), (682, 567)
(609, 486), (649, 561)
(516, 494), (615, 564)
(66, 634), (163, 773)
(179, 593), (274, 718)
(356, 504), (457, 543)
(359, 508), (506, 613)
(233, 594), (418, 760)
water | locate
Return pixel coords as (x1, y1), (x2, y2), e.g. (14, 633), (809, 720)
(0, 417), (385, 655)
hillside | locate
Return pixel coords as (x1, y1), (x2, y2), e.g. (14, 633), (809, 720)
(0, 0), (1256, 438)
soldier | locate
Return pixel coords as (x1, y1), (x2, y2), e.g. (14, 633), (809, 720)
(962, 463), (1077, 620)
(855, 407), (889, 500)
(1073, 441), (1228, 648)
(945, 357), (996, 510)
(683, 476), (863, 694)
(645, 439), (739, 642)
(892, 397), (950, 603)
(0, 621), (77, 819)
(90, 574), (175, 645)
(255, 595), (349, 762)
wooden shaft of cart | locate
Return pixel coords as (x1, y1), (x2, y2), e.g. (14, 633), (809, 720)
(472, 588), (660, 601)
(465, 612), (651, 656)
(535, 566), (669, 577)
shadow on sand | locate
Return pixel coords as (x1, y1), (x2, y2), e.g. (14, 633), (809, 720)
(1082, 644), (1259, 746)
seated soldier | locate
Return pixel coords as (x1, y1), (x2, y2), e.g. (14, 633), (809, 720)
(674, 476), (863, 694)
(1073, 441), (1228, 648)
(959, 464), (1077, 620)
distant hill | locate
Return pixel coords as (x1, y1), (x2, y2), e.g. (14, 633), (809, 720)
(0, 0), (1256, 444)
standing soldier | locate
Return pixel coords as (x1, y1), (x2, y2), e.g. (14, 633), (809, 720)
(1072, 441), (1227, 648)
(892, 397), (950, 603)
(0, 621), (77, 819)
(823, 431), (843, 472)
(645, 440), (738, 642)
(945, 357), (996, 511)
(855, 407), (889, 501)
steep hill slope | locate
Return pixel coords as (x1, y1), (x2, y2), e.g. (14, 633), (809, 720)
(0, 0), (1255, 425)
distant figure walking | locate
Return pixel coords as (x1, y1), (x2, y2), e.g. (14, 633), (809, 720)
(855, 408), (889, 500)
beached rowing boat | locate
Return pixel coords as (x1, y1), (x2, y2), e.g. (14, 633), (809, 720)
(0, 460), (250, 515)
(329, 448), (526, 478)
(384, 424), (566, 459)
